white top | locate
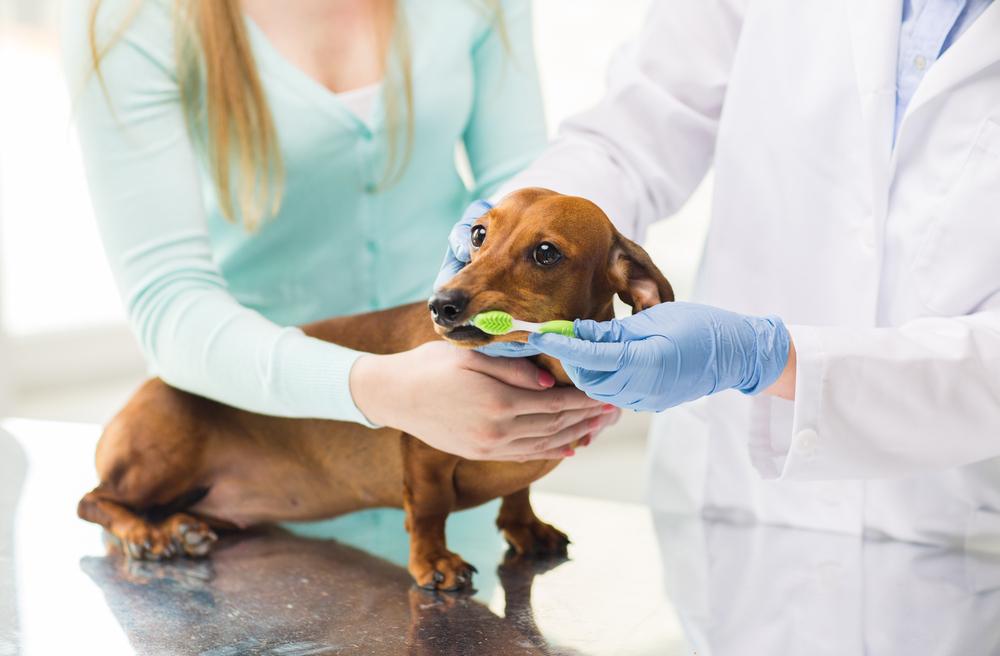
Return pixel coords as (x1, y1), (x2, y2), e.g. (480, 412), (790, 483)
(337, 82), (382, 125)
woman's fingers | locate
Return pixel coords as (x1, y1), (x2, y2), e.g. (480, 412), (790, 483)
(588, 406), (621, 444)
(456, 396), (605, 460)
(500, 383), (604, 418)
(492, 405), (622, 461)
(463, 348), (604, 412)
(506, 403), (607, 440)
(461, 348), (551, 390)
(494, 414), (598, 460)
(355, 342), (616, 461)
(497, 404), (619, 459)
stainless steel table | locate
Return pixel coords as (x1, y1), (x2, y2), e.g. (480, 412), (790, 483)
(2, 418), (1000, 655)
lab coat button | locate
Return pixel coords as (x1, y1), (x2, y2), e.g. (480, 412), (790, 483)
(861, 219), (875, 247)
(793, 429), (818, 455)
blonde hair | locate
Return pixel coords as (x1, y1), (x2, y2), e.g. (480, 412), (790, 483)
(88, 0), (506, 232)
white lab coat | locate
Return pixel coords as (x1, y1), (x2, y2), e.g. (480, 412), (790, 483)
(499, 0), (1000, 550)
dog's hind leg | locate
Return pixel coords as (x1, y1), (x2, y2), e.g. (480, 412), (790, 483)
(401, 434), (476, 590)
(79, 491), (217, 560)
(79, 379), (223, 560)
(495, 487), (569, 556)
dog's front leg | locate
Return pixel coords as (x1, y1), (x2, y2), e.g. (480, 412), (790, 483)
(401, 435), (476, 590)
(496, 487), (569, 556)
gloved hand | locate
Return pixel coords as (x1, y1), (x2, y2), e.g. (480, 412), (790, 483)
(433, 199), (541, 359)
(527, 302), (790, 412)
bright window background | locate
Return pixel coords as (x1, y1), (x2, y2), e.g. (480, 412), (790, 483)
(0, 0), (125, 336)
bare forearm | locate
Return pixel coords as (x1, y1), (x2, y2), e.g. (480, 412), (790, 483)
(763, 338), (796, 401)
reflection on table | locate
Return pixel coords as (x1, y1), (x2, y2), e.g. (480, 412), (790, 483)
(654, 515), (1000, 656)
(5, 417), (1000, 655)
(1, 419), (681, 656)
(82, 527), (564, 656)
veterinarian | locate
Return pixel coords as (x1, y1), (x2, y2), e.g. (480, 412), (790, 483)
(441, 0), (1000, 547)
(64, 0), (616, 461)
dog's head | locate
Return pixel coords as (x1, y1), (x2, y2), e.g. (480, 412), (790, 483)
(429, 188), (673, 347)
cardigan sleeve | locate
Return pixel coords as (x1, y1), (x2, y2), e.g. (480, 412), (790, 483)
(462, 0), (549, 200)
(61, 0), (374, 424)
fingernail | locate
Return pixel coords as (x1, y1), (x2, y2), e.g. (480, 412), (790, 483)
(562, 448), (576, 458)
(538, 370), (556, 388)
(602, 404), (616, 414)
(580, 435), (592, 447)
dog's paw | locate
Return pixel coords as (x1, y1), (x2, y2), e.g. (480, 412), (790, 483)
(123, 556), (214, 590)
(122, 523), (179, 561)
(162, 513), (217, 557)
(410, 551), (478, 591)
(499, 518), (570, 556)
(408, 585), (474, 614)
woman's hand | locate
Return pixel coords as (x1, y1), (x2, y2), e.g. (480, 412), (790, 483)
(528, 302), (793, 412)
(349, 342), (617, 460)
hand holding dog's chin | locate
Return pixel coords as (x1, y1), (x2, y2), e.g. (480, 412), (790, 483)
(348, 342), (613, 461)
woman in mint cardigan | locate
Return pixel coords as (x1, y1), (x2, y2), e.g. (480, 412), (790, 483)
(63, 0), (610, 460)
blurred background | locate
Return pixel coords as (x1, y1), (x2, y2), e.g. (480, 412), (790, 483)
(0, 0), (712, 501)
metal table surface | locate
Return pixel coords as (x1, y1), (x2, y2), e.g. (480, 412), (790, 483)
(2, 418), (1000, 656)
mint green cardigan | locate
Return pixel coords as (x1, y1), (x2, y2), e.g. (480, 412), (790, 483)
(62, 0), (546, 423)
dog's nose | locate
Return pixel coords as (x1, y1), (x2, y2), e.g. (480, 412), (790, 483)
(428, 289), (469, 327)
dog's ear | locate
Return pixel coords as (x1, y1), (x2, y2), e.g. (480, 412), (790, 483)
(608, 232), (674, 313)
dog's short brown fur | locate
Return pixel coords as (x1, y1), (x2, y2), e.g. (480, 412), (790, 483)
(78, 188), (673, 590)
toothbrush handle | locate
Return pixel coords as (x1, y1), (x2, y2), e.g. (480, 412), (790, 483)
(538, 320), (576, 339)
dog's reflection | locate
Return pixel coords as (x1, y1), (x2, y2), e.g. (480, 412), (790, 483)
(81, 526), (575, 655)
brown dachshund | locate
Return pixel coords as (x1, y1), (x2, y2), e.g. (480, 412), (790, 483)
(77, 188), (673, 590)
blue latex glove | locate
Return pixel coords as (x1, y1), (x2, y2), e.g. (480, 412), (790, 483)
(527, 302), (791, 412)
(433, 199), (541, 359)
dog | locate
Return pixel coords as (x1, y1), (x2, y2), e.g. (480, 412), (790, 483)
(77, 188), (673, 590)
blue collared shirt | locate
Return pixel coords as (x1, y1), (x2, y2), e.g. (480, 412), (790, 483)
(896, 0), (995, 141)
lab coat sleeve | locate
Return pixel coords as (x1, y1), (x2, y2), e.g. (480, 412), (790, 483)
(491, 0), (748, 242)
(782, 309), (1000, 480)
(463, 0), (548, 200)
(61, 0), (373, 425)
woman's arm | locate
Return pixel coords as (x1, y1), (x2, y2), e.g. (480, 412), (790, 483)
(62, 0), (373, 423)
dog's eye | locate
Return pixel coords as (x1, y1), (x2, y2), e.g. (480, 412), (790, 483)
(470, 225), (486, 250)
(533, 242), (562, 266)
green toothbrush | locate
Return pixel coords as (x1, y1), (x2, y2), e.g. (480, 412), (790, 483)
(472, 310), (577, 339)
